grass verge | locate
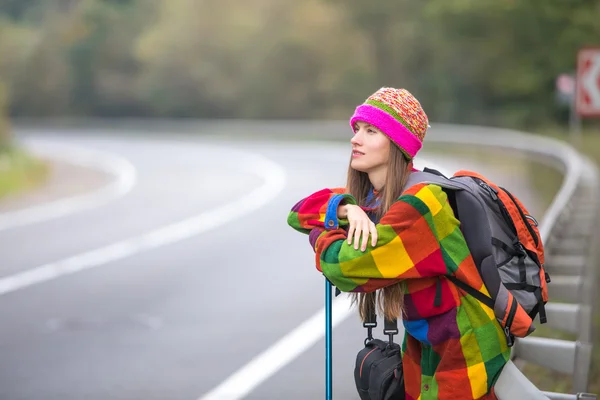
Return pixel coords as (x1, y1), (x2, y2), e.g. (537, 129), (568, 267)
(0, 145), (49, 199)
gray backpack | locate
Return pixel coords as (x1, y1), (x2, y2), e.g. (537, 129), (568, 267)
(405, 168), (550, 346)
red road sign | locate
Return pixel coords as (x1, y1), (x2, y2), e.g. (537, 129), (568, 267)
(576, 47), (600, 117)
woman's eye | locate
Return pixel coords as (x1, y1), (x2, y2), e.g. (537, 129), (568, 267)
(367, 129), (376, 134)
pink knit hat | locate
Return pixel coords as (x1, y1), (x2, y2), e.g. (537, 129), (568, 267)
(350, 87), (429, 160)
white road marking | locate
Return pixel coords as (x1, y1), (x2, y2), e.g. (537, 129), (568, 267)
(199, 295), (355, 400)
(0, 151), (286, 296)
(0, 141), (137, 231)
(197, 158), (450, 400)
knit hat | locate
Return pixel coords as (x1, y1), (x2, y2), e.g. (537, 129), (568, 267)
(349, 87), (429, 160)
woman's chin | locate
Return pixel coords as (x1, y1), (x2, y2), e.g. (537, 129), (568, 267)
(350, 160), (369, 173)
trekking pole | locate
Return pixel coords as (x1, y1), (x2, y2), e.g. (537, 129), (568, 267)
(325, 278), (333, 400)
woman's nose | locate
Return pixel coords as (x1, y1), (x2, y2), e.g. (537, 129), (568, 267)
(350, 130), (362, 145)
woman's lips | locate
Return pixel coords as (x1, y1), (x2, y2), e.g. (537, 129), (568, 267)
(352, 150), (365, 158)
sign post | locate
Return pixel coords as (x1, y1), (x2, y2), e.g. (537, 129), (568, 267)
(574, 47), (600, 146)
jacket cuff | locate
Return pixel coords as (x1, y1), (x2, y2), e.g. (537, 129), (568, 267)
(325, 194), (356, 230)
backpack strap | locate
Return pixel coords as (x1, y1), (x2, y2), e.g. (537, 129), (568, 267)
(383, 318), (399, 345)
(404, 170), (469, 193)
(423, 167), (449, 178)
(363, 305), (377, 345)
(405, 170), (465, 223)
(363, 301), (399, 345)
(447, 276), (494, 309)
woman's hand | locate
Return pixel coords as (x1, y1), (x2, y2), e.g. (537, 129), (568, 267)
(338, 204), (377, 251)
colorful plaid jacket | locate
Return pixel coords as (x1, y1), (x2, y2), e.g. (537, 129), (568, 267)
(287, 183), (510, 400)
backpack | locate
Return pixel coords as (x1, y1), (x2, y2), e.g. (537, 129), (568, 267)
(405, 168), (550, 346)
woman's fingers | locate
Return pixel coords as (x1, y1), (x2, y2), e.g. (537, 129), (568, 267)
(347, 221), (356, 245)
(344, 206), (378, 251)
(361, 221), (370, 251)
(353, 220), (363, 250)
(370, 222), (378, 247)
(352, 219), (375, 251)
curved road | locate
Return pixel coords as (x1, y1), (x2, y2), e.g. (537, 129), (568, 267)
(0, 127), (539, 400)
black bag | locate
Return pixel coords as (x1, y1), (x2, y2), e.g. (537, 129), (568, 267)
(354, 309), (405, 400)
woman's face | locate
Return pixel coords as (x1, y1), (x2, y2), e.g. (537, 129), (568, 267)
(350, 121), (391, 176)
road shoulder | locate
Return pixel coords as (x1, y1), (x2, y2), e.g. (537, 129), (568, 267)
(0, 157), (112, 213)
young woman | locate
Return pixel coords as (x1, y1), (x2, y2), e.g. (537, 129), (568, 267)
(287, 87), (510, 400)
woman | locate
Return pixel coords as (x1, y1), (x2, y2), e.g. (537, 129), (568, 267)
(287, 87), (510, 400)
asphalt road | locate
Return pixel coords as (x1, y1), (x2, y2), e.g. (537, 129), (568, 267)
(0, 127), (541, 400)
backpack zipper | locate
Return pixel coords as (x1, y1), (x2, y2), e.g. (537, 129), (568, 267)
(499, 187), (540, 247)
(478, 181), (498, 201)
(477, 180), (519, 236)
(359, 347), (379, 378)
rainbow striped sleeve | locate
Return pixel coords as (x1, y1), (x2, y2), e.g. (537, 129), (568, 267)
(287, 188), (356, 234)
(315, 184), (469, 292)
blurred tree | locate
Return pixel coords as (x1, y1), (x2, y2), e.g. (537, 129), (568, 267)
(135, 0), (365, 118)
(135, 0), (246, 117)
(0, 0), (598, 126)
(0, 0), (42, 20)
(323, 0), (431, 88)
(0, 0), (81, 24)
(0, 0), (147, 116)
(0, 79), (10, 147)
(0, 17), (57, 116)
(421, 0), (600, 127)
(234, 0), (370, 118)
(66, 0), (146, 115)
(8, 14), (71, 116)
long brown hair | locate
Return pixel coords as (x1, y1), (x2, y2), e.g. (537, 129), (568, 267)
(346, 142), (412, 322)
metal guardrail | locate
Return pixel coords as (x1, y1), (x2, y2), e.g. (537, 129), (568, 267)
(422, 125), (599, 400)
